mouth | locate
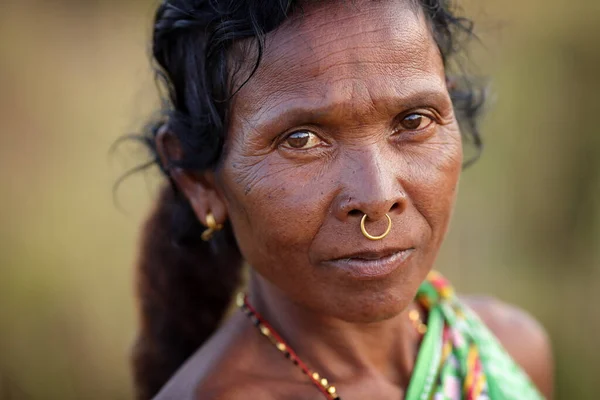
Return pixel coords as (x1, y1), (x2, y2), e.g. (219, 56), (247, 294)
(323, 248), (415, 280)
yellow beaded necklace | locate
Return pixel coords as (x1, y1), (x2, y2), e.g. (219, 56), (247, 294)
(237, 293), (427, 400)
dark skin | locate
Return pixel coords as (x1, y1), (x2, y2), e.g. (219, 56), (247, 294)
(156, 1), (553, 399)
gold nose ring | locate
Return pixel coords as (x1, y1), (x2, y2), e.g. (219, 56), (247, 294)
(360, 214), (392, 241)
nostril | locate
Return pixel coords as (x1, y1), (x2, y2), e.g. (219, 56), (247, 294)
(389, 203), (400, 212)
(348, 209), (362, 217)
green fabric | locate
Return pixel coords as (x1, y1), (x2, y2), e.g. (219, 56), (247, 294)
(405, 272), (545, 400)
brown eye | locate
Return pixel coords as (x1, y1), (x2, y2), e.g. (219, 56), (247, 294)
(399, 113), (433, 131)
(282, 131), (322, 149)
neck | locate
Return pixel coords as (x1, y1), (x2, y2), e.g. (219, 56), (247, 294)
(247, 271), (422, 389)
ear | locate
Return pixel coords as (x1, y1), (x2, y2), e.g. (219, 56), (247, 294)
(155, 126), (228, 228)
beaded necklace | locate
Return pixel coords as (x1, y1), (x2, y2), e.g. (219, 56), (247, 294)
(237, 293), (427, 400)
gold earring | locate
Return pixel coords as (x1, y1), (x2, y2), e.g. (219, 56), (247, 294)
(201, 212), (223, 241)
(360, 214), (392, 241)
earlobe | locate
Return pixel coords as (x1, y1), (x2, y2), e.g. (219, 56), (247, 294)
(155, 126), (229, 228)
(177, 170), (228, 229)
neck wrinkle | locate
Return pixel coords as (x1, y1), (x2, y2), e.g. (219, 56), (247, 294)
(247, 271), (419, 390)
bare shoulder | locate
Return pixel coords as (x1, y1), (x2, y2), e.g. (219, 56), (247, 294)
(461, 295), (554, 399)
(156, 373), (277, 400)
(153, 312), (288, 400)
(196, 379), (279, 400)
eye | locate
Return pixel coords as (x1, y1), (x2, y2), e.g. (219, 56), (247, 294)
(281, 130), (324, 150)
(398, 113), (434, 131)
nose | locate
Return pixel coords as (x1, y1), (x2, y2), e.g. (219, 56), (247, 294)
(333, 148), (408, 222)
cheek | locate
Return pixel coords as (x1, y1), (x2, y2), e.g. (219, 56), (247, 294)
(405, 126), (462, 243)
(219, 154), (329, 270)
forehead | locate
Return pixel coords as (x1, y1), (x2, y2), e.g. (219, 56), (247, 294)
(232, 0), (445, 119)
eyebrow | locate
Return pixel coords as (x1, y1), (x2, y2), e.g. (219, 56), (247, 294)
(243, 87), (451, 133)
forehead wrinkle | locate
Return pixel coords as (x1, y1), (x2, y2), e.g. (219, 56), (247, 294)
(233, 0), (429, 84)
(235, 80), (317, 125)
(231, 1), (445, 132)
(236, 11), (437, 103)
(238, 49), (441, 124)
(237, 58), (447, 127)
(238, 77), (448, 134)
(286, 3), (426, 50)
(283, 0), (422, 38)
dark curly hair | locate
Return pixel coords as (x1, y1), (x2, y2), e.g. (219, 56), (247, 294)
(131, 1), (484, 399)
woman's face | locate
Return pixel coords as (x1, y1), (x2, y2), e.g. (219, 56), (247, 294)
(216, 0), (462, 322)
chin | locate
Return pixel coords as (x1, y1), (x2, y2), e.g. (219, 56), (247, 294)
(326, 285), (415, 324)
(322, 262), (427, 323)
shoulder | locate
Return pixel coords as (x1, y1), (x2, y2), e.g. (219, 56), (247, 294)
(461, 295), (554, 399)
(153, 312), (289, 400)
(155, 376), (278, 400)
(196, 380), (279, 400)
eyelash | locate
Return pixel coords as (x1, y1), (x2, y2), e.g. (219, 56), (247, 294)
(278, 130), (326, 150)
(393, 110), (439, 135)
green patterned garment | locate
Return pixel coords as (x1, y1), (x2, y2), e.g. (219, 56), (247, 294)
(405, 271), (545, 400)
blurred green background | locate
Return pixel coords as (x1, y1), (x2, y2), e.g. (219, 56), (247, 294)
(0, 0), (598, 399)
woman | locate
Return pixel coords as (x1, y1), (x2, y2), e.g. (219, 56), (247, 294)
(132, 0), (553, 399)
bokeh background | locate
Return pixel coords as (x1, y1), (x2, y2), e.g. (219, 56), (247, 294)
(0, 0), (598, 399)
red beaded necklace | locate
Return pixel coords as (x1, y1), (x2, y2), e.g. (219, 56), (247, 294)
(237, 293), (427, 400)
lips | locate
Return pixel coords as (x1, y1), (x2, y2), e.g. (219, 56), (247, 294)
(332, 248), (409, 261)
(323, 247), (415, 280)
